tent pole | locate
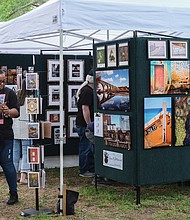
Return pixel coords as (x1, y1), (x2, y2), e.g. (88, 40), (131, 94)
(59, 28), (64, 215)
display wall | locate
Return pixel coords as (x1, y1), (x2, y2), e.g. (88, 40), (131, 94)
(94, 37), (190, 186)
(0, 53), (92, 156)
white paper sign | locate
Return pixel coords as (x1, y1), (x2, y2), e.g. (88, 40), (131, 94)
(103, 150), (123, 170)
(94, 113), (103, 137)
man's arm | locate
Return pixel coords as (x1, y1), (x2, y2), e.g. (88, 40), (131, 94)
(82, 105), (91, 125)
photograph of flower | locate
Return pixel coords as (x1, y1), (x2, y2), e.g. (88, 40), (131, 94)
(96, 69), (130, 111)
(96, 46), (105, 68)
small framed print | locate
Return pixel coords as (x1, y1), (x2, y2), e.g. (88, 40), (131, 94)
(96, 46), (105, 68)
(68, 60), (84, 82)
(16, 73), (22, 90)
(47, 59), (63, 82)
(148, 40), (167, 59)
(26, 73), (39, 90)
(26, 97), (39, 114)
(28, 122), (40, 139)
(27, 147), (40, 164)
(170, 41), (188, 59)
(53, 127), (66, 145)
(48, 85), (61, 106)
(68, 85), (80, 112)
(28, 172), (40, 188)
(107, 44), (117, 67)
(68, 115), (78, 138)
(118, 42), (129, 66)
(46, 109), (65, 126)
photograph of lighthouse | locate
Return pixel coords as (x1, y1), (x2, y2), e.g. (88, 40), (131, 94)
(96, 69), (130, 111)
(144, 97), (172, 149)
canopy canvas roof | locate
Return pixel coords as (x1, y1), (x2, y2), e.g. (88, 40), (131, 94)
(0, 0), (190, 54)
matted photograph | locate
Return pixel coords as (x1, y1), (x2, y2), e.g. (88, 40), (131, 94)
(174, 96), (190, 146)
(28, 122), (40, 139)
(53, 127), (66, 145)
(48, 85), (61, 106)
(27, 147), (40, 164)
(96, 69), (130, 112)
(47, 59), (63, 82)
(170, 41), (188, 59)
(28, 172), (40, 188)
(26, 97), (39, 114)
(68, 115), (78, 138)
(118, 42), (129, 66)
(46, 109), (65, 126)
(144, 97), (172, 149)
(96, 46), (105, 68)
(103, 114), (131, 150)
(68, 60), (84, 82)
(148, 40), (167, 59)
(26, 72), (39, 90)
(150, 60), (190, 94)
(68, 85), (80, 112)
(107, 44), (117, 67)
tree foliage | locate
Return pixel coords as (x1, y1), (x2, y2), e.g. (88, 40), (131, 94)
(0, 0), (48, 21)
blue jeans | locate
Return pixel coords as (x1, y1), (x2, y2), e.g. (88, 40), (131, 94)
(77, 126), (94, 174)
(13, 139), (31, 173)
(0, 140), (17, 192)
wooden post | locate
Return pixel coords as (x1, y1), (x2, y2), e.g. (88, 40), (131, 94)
(62, 184), (67, 216)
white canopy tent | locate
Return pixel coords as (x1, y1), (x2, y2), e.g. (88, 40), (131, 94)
(1, 0), (190, 214)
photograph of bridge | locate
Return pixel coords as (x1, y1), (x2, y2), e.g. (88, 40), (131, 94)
(96, 69), (130, 111)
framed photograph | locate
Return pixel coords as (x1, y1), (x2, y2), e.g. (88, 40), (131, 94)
(46, 109), (65, 126)
(148, 40), (167, 59)
(48, 85), (61, 106)
(26, 73), (39, 90)
(68, 60), (84, 82)
(26, 97), (39, 114)
(28, 172), (40, 188)
(96, 46), (105, 68)
(53, 127), (66, 145)
(28, 122), (40, 139)
(170, 41), (188, 59)
(118, 42), (129, 66)
(107, 44), (117, 67)
(27, 147), (40, 164)
(47, 59), (63, 82)
(68, 85), (80, 112)
(68, 115), (78, 138)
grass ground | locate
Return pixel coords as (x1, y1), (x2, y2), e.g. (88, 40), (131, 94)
(1, 167), (190, 219)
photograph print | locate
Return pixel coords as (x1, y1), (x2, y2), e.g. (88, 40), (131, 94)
(48, 85), (61, 106)
(170, 41), (188, 59)
(150, 60), (190, 95)
(68, 60), (84, 82)
(28, 172), (40, 188)
(144, 97), (172, 149)
(68, 115), (78, 138)
(148, 40), (167, 59)
(174, 96), (190, 146)
(118, 42), (129, 66)
(26, 72), (39, 90)
(103, 114), (131, 150)
(68, 85), (80, 112)
(28, 122), (40, 139)
(96, 46), (105, 68)
(107, 44), (117, 67)
(47, 59), (62, 82)
(96, 69), (130, 112)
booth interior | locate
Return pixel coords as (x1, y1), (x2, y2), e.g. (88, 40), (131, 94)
(0, 53), (92, 156)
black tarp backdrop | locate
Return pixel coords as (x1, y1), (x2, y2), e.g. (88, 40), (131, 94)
(94, 37), (190, 186)
(0, 53), (92, 156)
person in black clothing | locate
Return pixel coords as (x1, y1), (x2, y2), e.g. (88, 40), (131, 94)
(76, 69), (95, 177)
(0, 70), (20, 205)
